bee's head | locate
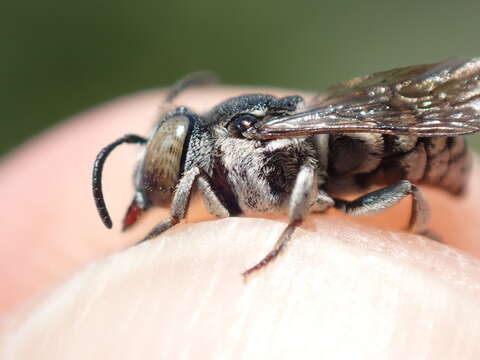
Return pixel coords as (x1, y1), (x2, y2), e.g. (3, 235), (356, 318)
(120, 108), (202, 230)
(92, 107), (201, 231)
(208, 94), (304, 138)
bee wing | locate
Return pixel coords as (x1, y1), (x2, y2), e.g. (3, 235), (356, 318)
(246, 58), (480, 139)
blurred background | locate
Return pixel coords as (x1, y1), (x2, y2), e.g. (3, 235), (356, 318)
(2, 0), (480, 155)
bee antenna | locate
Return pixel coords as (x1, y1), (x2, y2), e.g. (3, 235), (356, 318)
(92, 134), (148, 229)
(165, 71), (220, 103)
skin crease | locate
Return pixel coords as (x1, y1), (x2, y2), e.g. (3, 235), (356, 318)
(0, 87), (480, 359)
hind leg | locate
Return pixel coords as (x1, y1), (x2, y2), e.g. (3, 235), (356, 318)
(333, 180), (437, 240)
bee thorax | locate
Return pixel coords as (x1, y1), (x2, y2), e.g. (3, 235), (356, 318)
(216, 137), (316, 213)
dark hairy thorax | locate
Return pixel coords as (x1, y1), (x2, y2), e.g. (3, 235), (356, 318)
(211, 136), (317, 214)
(327, 134), (470, 195)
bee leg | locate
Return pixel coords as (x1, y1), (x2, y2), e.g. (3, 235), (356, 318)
(311, 190), (335, 213)
(242, 164), (317, 279)
(140, 167), (229, 243)
(333, 180), (437, 240)
(196, 170), (230, 219)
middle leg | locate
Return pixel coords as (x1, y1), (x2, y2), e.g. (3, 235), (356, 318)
(242, 164), (317, 278)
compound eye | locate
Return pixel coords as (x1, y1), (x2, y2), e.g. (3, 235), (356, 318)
(227, 114), (257, 137)
(141, 114), (192, 204)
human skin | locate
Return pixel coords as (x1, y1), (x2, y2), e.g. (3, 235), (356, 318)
(0, 87), (480, 359)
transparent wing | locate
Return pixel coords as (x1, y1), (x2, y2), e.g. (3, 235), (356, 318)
(246, 58), (480, 139)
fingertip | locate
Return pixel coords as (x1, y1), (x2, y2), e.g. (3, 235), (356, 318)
(3, 218), (480, 359)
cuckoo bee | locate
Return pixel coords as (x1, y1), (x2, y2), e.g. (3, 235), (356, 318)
(92, 58), (480, 277)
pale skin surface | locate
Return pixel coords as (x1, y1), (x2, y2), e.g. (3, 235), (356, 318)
(1, 87), (480, 359)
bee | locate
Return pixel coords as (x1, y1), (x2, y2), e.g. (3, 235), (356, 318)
(92, 58), (480, 278)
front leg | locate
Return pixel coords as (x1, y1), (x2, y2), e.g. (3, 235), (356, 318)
(140, 167), (230, 242)
(242, 164), (317, 278)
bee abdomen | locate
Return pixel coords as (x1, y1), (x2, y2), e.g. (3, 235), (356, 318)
(382, 137), (469, 195)
(424, 137), (470, 195)
(383, 140), (428, 183)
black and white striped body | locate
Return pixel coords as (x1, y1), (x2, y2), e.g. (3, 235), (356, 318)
(206, 131), (470, 218)
(325, 133), (470, 197)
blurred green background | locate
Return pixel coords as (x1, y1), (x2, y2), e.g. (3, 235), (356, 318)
(2, 0), (480, 155)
